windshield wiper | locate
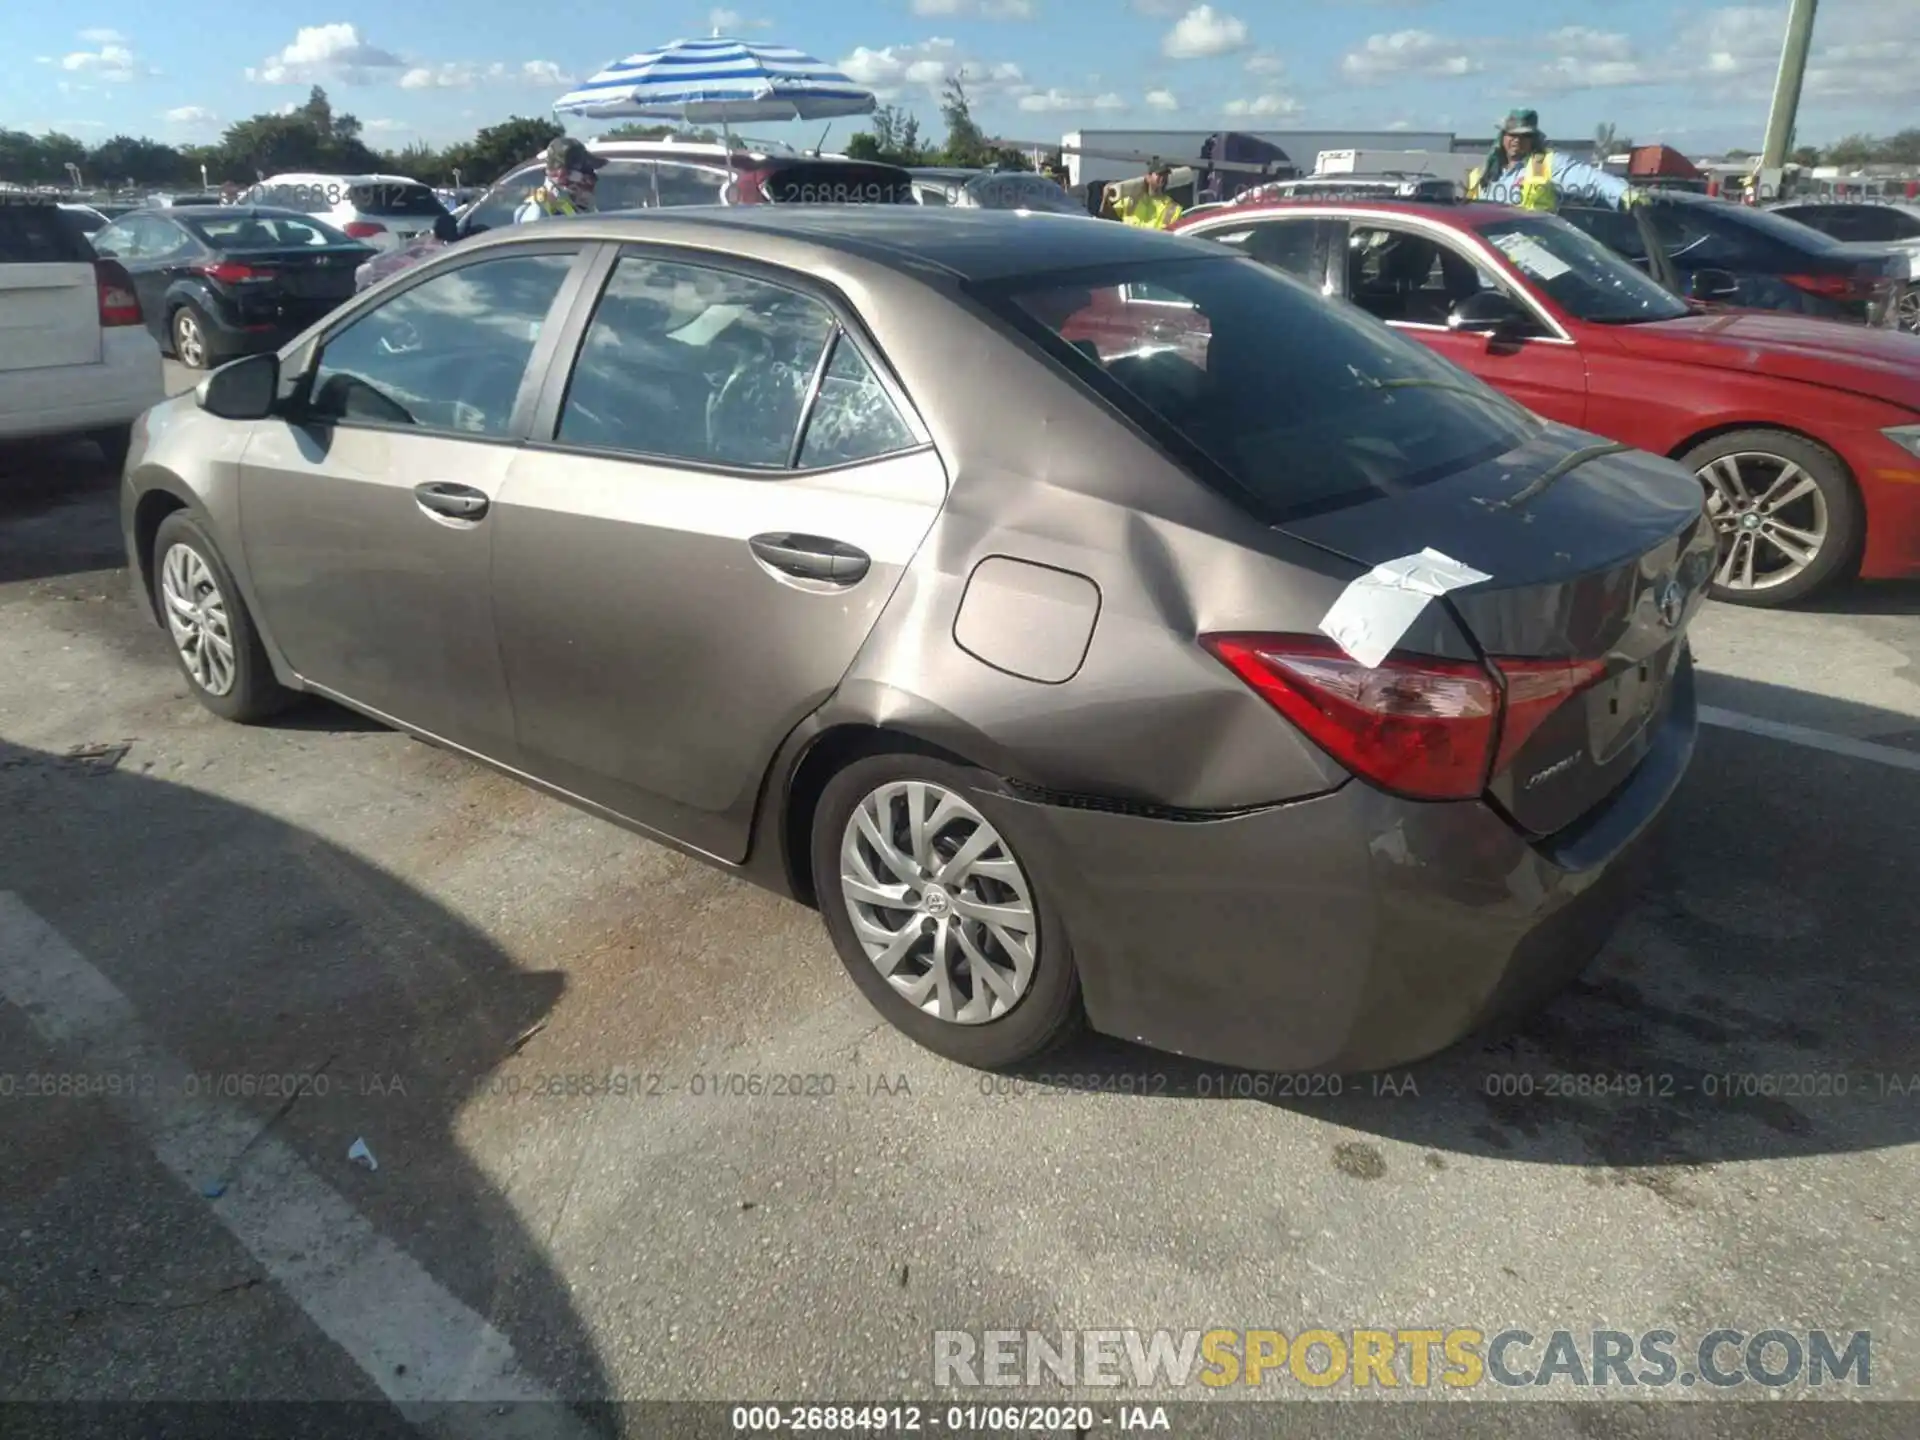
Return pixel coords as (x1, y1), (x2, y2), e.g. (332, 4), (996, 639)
(1483, 440), (1634, 511)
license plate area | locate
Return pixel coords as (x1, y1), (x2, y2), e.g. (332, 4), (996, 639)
(1587, 641), (1677, 763)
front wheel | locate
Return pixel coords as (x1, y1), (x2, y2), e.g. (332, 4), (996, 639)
(811, 753), (1083, 1069)
(1682, 429), (1861, 606)
(151, 512), (294, 723)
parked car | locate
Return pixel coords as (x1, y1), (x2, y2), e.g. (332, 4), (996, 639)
(247, 173), (448, 253)
(122, 209), (1709, 1073)
(1567, 190), (1906, 330)
(353, 139), (921, 292)
(908, 167), (1089, 215)
(0, 199), (162, 469)
(91, 206), (373, 369)
(144, 192), (227, 208)
(1767, 199), (1920, 331)
(1174, 197), (1920, 604)
(59, 202), (112, 239)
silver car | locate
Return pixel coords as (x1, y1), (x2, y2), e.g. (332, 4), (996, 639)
(121, 209), (1710, 1072)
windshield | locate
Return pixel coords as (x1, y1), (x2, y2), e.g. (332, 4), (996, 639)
(759, 163), (916, 204)
(988, 255), (1538, 521)
(185, 214), (355, 249)
(1473, 213), (1689, 324)
(963, 174), (1085, 215)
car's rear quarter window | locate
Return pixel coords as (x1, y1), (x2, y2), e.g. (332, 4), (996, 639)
(0, 206), (94, 264)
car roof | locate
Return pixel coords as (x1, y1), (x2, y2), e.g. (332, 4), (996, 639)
(1195, 198), (1512, 227)
(471, 205), (1235, 282)
(167, 205), (331, 223)
(261, 172), (424, 185)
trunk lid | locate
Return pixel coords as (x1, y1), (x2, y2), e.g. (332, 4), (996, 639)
(1278, 425), (1715, 836)
(0, 205), (101, 372)
(218, 246), (367, 301)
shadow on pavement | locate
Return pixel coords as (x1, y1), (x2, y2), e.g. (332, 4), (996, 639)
(0, 734), (614, 1424)
(1027, 674), (1920, 1174)
(0, 438), (125, 587)
(1793, 577), (1920, 618)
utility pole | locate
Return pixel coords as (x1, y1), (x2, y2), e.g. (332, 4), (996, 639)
(1760, 0), (1818, 171)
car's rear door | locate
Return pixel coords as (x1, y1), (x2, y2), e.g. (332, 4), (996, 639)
(489, 244), (945, 861)
(0, 204), (100, 374)
(237, 243), (591, 755)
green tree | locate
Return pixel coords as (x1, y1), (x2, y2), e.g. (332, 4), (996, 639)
(845, 105), (927, 165)
(1790, 145), (1822, 167)
(1823, 133), (1875, 167)
(601, 122), (719, 142)
(445, 116), (565, 188)
(84, 135), (186, 187)
(937, 74), (992, 168)
(1878, 128), (1920, 164)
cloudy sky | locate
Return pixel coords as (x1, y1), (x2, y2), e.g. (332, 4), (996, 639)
(10, 0), (1919, 153)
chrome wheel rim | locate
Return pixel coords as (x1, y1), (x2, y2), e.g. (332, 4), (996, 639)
(159, 543), (236, 696)
(839, 780), (1038, 1025)
(1696, 451), (1829, 592)
(174, 311), (205, 367)
(1897, 288), (1920, 334)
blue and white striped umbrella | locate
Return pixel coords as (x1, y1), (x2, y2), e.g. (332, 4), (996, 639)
(553, 37), (878, 125)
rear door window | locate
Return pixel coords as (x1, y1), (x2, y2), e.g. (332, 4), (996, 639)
(0, 205), (94, 263)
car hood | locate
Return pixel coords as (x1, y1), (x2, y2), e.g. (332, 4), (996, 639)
(1605, 309), (1920, 410)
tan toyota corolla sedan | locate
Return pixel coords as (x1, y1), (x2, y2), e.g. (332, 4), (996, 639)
(121, 208), (1711, 1072)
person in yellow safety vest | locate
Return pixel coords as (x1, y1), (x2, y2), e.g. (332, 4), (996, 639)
(1465, 109), (1639, 212)
(514, 137), (606, 224)
(1103, 162), (1184, 229)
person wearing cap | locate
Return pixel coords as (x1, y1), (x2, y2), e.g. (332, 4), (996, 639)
(515, 137), (606, 223)
(1466, 109), (1638, 212)
(1102, 162), (1184, 229)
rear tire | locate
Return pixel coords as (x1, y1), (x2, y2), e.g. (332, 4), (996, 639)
(812, 753), (1083, 1070)
(171, 303), (217, 370)
(151, 512), (294, 724)
(1681, 429), (1861, 606)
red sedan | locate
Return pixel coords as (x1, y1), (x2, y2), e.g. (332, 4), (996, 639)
(1173, 198), (1920, 605)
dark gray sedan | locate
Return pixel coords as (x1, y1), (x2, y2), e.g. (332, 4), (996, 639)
(120, 209), (1711, 1072)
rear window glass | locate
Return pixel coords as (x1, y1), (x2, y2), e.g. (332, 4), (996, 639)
(183, 214), (352, 249)
(349, 183), (446, 218)
(0, 206), (94, 263)
(963, 174), (1085, 214)
(988, 255), (1537, 521)
(759, 163), (916, 205)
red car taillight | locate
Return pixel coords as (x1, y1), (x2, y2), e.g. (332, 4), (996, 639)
(1781, 271), (1885, 303)
(1203, 634), (1604, 801)
(95, 259), (143, 327)
(193, 262), (268, 284)
(343, 221), (387, 239)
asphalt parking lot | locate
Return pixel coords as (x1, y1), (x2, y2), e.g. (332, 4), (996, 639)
(2, 361), (1917, 1437)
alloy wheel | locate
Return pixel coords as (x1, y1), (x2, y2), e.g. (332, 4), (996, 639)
(1695, 451), (1829, 593)
(159, 542), (237, 696)
(838, 780), (1038, 1025)
(1898, 286), (1920, 335)
(173, 310), (206, 368)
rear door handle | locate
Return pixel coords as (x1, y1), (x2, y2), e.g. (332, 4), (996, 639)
(748, 533), (870, 585)
(414, 482), (489, 521)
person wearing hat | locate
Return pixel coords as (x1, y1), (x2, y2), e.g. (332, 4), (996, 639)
(1102, 161), (1184, 229)
(1466, 109), (1637, 212)
(514, 137), (607, 223)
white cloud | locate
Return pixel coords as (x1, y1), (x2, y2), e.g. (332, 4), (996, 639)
(1244, 51), (1284, 75)
(1145, 88), (1180, 111)
(59, 38), (154, 82)
(911, 0), (1034, 14)
(1017, 88), (1124, 112)
(1162, 5), (1249, 59)
(162, 105), (218, 126)
(1223, 92), (1300, 117)
(1131, 0), (1184, 14)
(708, 7), (773, 28)
(399, 59), (577, 89)
(363, 118), (410, 132)
(835, 40), (1029, 100)
(247, 24), (405, 84)
(1340, 30), (1479, 82)
(1681, 2), (1920, 105)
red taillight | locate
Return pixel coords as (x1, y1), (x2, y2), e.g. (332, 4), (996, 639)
(343, 221), (387, 238)
(194, 261), (267, 285)
(1203, 634), (1605, 802)
(94, 259), (142, 327)
(1780, 273), (1864, 301)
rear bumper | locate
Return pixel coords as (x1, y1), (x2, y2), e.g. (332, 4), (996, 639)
(998, 654), (1697, 1073)
(0, 327), (165, 442)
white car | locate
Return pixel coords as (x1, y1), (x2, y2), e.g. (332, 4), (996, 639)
(0, 199), (164, 468)
(245, 173), (447, 253)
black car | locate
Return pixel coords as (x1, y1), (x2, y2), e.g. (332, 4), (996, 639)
(91, 206), (374, 369)
(1563, 191), (1905, 327)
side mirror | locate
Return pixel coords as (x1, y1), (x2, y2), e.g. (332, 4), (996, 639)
(432, 212), (461, 243)
(1687, 268), (1740, 302)
(1447, 290), (1529, 334)
(196, 352), (280, 421)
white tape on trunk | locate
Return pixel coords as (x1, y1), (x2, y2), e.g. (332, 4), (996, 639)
(1318, 548), (1493, 668)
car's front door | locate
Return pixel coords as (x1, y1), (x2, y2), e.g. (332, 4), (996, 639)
(1340, 220), (1590, 430)
(490, 246), (946, 860)
(236, 245), (589, 755)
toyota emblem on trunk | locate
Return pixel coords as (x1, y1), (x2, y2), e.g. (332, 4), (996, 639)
(1654, 577), (1685, 629)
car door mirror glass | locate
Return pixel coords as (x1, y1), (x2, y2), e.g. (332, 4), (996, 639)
(433, 213), (461, 243)
(197, 352), (281, 420)
(1687, 268), (1740, 301)
(1447, 290), (1527, 333)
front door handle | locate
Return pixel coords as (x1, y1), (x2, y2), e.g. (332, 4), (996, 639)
(748, 533), (870, 584)
(414, 482), (489, 521)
